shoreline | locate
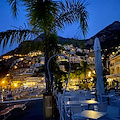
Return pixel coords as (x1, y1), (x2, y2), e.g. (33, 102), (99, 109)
(0, 96), (43, 104)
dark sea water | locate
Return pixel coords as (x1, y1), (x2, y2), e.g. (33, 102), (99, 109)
(5, 99), (44, 120)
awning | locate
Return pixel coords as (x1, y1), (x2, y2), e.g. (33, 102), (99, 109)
(106, 73), (120, 78)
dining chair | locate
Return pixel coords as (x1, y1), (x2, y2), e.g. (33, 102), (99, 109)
(85, 91), (92, 100)
(97, 101), (108, 112)
(77, 94), (86, 100)
(70, 92), (76, 97)
(71, 106), (84, 120)
(110, 90), (115, 94)
(71, 106), (83, 113)
(65, 106), (83, 120)
(80, 90), (86, 95)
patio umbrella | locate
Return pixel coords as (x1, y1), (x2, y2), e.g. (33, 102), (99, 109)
(94, 38), (105, 98)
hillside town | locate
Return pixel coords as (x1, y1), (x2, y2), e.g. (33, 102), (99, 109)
(0, 43), (120, 102)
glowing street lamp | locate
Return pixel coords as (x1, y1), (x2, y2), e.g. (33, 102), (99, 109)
(88, 71), (91, 77)
(1, 80), (5, 91)
(2, 81), (5, 84)
(14, 83), (18, 87)
(6, 74), (10, 77)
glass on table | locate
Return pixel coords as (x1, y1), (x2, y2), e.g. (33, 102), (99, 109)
(94, 105), (98, 111)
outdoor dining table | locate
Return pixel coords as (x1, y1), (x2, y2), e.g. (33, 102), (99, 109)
(65, 100), (81, 106)
(101, 94), (114, 97)
(65, 100), (99, 109)
(73, 110), (107, 120)
(80, 100), (99, 109)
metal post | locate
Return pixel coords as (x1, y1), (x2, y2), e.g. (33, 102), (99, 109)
(0, 94), (3, 102)
(43, 92), (54, 119)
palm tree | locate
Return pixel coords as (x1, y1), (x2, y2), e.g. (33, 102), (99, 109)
(0, 0), (89, 92)
(81, 61), (89, 79)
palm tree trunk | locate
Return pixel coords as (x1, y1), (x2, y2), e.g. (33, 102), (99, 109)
(44, 31), (51, 93)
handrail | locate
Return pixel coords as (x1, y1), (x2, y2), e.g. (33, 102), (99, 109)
(47, 54), (71, 120)
(47, 54), (71, 94)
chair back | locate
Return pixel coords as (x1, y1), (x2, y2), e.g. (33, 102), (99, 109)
(109, 90), (115, 95)
(70, 92), (76, 97)
(70, 106), (82, 114)
(98, 101), (108, 112)
(81, 90), (86, 95)
(85, 91), (91, 100)
(78, 96), (86, 100)
(65, 106), (82, 120)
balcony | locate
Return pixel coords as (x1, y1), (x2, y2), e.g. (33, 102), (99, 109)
(115, 61), (120, 65)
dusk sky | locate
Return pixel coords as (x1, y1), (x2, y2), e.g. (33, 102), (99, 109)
(0, 0), (120, 56)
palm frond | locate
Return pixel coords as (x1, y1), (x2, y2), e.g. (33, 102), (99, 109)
(56, 0), (89, 37)
(0, 29), (36, 49)
(23, 0), (59, 34)
(7, 0), (19, 17)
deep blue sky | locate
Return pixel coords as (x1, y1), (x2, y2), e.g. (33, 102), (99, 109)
(0, 0), (120, 55)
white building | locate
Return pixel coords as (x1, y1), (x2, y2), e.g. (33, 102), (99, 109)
(106, 51), (120, 89)
(63, 44), (73, 51)
(23, 77), (45, 88)
(86, 56), (95, 65)
(57, 56), (68, 62)
(69, 56), (80, 63)
(86, 52), (95, 65)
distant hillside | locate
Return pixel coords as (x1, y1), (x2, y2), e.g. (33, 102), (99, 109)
(3, 21), (120, 55)
(58, 37), (84, 46)
(34, 34), (84, 46)
(6, 41), (44, 55)
(5, 36), (84, 55)
(85, 21), (120, 49)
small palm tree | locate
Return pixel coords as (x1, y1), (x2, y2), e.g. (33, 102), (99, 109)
(0, 0), (89, 92)
(81, 61), (89, 79)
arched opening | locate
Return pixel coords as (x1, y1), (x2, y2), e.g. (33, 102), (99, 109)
(116, 67), (120, 73)
(111, 68), (114, 74)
